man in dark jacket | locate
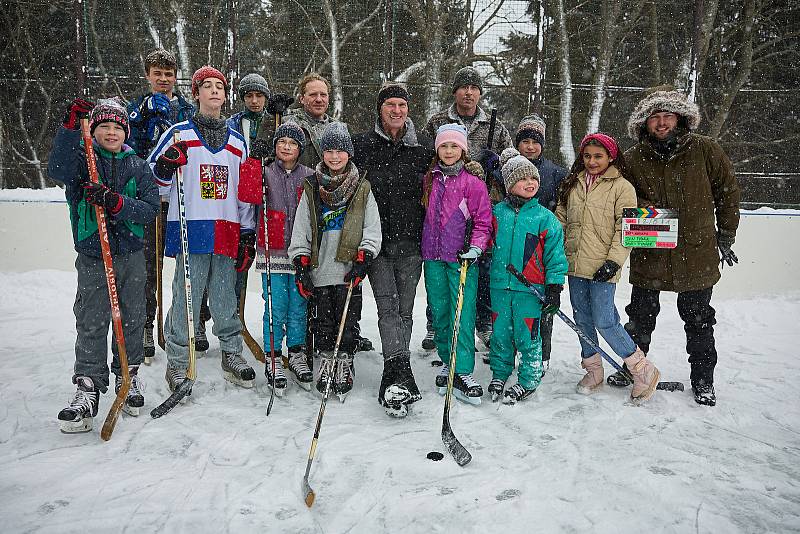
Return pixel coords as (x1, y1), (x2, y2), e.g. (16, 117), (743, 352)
(514, 114), (567, 372)
(608, 88), (740, 407)
(352, 83), (434, 417)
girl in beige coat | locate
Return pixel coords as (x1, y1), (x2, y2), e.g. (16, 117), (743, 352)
(555, 133), (659, 404)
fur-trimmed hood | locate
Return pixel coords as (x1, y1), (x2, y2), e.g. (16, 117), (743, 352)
(627, 90), (701, 140)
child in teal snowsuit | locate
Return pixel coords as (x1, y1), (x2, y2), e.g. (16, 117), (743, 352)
(488, 148), (567, 404)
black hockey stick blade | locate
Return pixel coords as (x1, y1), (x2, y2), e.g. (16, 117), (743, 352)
(442, 418), (472, 467)
(150, 378), (194, 418)
(656, 381), (684, 392)
(265, 379), (275, 416)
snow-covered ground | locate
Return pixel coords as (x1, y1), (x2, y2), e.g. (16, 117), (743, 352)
(1, 193), (799, 533)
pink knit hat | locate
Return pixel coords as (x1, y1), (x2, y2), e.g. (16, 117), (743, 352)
(435, 123), (469, 154)
(579, 132), (619, 159)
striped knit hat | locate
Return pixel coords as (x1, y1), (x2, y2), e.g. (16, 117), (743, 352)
(273, 122), (306, 155)
(89, 97), (130, 140)
(515, 114), (546, 148)
(501, 148), (539, 192)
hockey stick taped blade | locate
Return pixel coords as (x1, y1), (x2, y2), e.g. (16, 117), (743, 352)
(656, 381), (685, 392)
(150, 379), (194, 418)
(302, 478), (315, 507)
(442, 426), (472, 466)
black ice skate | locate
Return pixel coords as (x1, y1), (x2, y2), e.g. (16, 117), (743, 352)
(334, 354), (354, 403)
(115, 366), (145, 416)
(421, 329), (436, 352)
(58, 376), (99, 433)
(488, 378), (505, 402)
(195, 320), (210, 352)
(265, 352), (287, 397)
(438, 372), (483, 406)
(289, 350), (313, 391)
(165, 367), (192, 403)
(502, 384), (536, 405)
(221, 351), (256, 388)
(692, 379), (716, 407)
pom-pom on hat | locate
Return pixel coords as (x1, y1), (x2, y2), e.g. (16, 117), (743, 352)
(89, 97), (130, 140)
(500, 147), (539, 192)
(515, 114), (547, 148)
(435, 123), (469, 154)
(238, 73), (270, 100)
(579, 133), (619, 160)
(452, 66), (483, 94)
(191, 65), (228, 98)
(273, 122), (306, 155)
(320, 122), (354, 157)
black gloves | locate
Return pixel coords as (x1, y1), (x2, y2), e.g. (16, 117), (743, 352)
(345, 250), (373, 287)
(475, 149), (503, 191)
(155, 141), (189, 180)
(717, 231), (738, 269)
(592, 260), (620, 282)
(83, 182), (123, 214)
(542, 284), (563, 315)
(249, 137), (272, 160)
(266, 93), (294, 116)
(235, 231), (256, 272)
(294, 255), (314, 299)
(63, 98), (94, 130)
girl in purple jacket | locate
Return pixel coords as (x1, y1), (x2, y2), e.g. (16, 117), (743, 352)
(421, 124), (492, 403)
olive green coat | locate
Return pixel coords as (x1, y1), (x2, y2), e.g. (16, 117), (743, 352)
(624, 133), (740, 292)
(555, 166), (636, 283)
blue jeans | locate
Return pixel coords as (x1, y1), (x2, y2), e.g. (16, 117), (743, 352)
(262, 272), (307, 353)
(568, 276), (636, 359)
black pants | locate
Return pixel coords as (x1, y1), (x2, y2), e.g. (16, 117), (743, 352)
(625, 285), (717, 383)
(310, 284), (361, 355)
(539, 312), (554, 362)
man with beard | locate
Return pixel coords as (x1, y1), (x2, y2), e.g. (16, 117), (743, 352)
(608, 88), (740, 407)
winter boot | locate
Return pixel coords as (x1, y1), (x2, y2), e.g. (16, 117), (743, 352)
(502, 384), (536, 405)
(623, 349), (660, 405)
(289, 350), (313, 391)
(115, 366), (145, 416)
(143, 328), (155, 365)
(692, 379), (716, 407)
(576, 354), (604, 395)
(488, 378), (506, 402)
(421, 329), (436, 351)
(435, 364), (450, 388)
(379, 355), (422, 417)
(334, 353), (355, 402)
(355, 334), (374, 353)
(165, 367), (192, 402)
(265, 352), (287, 397)
(58, 376), (99, 433)
(221, 351), (256, 388)
(607, 363), (633, 387)
(195, 320), (210, 352)
(315, 352), (335, 395)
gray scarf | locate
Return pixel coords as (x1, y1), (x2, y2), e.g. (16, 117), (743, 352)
(193, 112), (229, 151)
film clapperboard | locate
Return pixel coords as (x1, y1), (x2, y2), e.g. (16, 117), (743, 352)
(622, 208), (678, 249)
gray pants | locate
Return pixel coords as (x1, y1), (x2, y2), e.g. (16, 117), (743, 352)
(73, 251), (146, 391)
(367, 253), (422, 361)
(166, 253), (242, 371)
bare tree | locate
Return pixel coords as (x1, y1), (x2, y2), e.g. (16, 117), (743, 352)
(555, 0), (575, 165)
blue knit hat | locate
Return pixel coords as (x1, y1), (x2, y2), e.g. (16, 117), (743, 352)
(273, 122), (306, 155)
(320, 122), (354, 157)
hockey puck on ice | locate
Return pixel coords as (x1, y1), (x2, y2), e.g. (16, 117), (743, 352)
(427, 451), (444, 461)
(431, 360), (443, 367)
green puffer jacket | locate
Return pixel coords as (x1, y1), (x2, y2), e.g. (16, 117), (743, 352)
(624, 133), (740, 292)
(489, 197), (567, 293)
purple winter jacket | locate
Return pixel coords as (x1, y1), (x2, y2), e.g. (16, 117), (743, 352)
(421, 165), (492, 262)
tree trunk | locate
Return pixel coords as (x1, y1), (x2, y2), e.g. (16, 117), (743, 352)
(555, 0), (574, 165)
(425, 25), (444, 119)
(322, 0), (344, 119)
(171, 1), (191, 82)
(586, 0), (622, 134)
(708, 0), (756, 138)
(646, 0), (660, 85)
(531, 0), (546, 114)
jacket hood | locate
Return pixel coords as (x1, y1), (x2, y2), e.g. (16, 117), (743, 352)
(627, 90), (701, 140)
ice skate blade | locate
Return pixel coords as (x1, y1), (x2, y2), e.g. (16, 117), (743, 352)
(223, 371), (255, 388)
(438, 386), (482, 406)
(293, 377), (313, 391)
(122, 404), (140, 417)
(60, 417), (93, 433)
(336, 392), (349, 403)
(502, 397), (517, 406)
(490, 392), (500, 402)
(270, 384), (286, 397)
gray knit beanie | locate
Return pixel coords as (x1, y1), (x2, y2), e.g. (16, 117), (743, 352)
(238, 73), (270, 100)
(320, 122), (354, 156)
(501, 147), (539, 192)
(452, 66), (483, 94)
(273, 122), (306, 155)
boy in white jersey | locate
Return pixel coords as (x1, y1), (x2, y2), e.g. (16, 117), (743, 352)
(150, 65), (261, 392)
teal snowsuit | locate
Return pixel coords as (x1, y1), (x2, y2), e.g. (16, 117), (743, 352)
(489, 197), (568, 389)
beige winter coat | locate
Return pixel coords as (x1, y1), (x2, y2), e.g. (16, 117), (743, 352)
(555, 166), (636, 282)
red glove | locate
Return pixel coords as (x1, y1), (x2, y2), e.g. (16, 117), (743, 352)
(155, 141), (189, 180)
(63, 98), (95, 130)
(344, 249), (372, 287)
(293, 256), (313, 299)
(83, 182), (123, 214)
(235, 231), (256, 272)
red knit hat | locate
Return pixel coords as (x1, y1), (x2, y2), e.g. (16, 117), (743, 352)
(191, 65), (228, 98)
(579, 132), (619, 159)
